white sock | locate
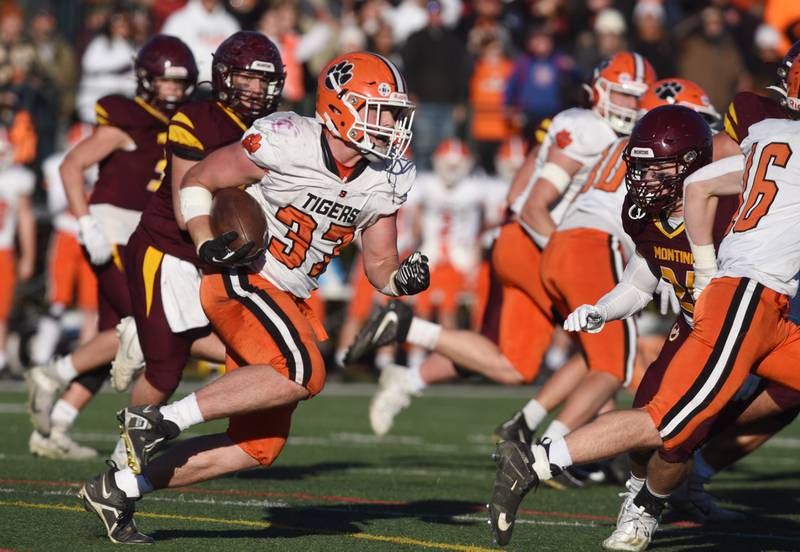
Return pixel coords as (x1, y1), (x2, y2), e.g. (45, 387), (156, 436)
(407, 347), (426, 369)
(114, 468), (153, 498)
(50, 355), (77, 385)
(406, 364), (427, 393)
(542, 437), (573, 471)
(627, 474), (645, 494)
(521, 399), (548, 430)
(374, 349), (394, 369)
(542, 419), (570, 440)
(32, 315), (61, 365)
(0, 351), (6, 372)
(159, 393), (204, 431)
(50, 399), (79, 429)
(405, 318), (442, 350)
(334, 349), (347, 368)
(692, 449), (716, 482)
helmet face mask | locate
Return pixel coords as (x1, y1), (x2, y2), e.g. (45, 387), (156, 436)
(317, 52), (415, 162)
(624, 104), (712, 215)
(590, 52), (656, 135)
(212, 32), (286, 122)
(135, 35), (198, 114)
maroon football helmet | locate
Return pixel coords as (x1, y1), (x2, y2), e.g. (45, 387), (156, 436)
(769, 39), (800, 98)
(624, 105), (712, 214)
(136, 35), (198, 114)
(212, 31), (286, 121)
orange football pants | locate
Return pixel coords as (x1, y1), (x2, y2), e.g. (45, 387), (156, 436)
(488, 221), (554, 382)
(48, 230), (97, 310)
(541, 228), (637, 384)
(0, 249), (14, 321)
(200, 270), (327, 465)
(415, 261), (469, 319)
(647, 277), (800, 458)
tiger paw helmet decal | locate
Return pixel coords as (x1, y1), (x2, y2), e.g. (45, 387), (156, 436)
(324, 60), (354, 91)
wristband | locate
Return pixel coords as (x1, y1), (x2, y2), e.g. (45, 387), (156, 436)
(539, 162), (571, 193)
(380, 269), (400, 296)
(179, 186), (213, 223)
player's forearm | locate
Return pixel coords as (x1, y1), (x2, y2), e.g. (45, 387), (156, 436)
(518, 201), (555, 247)
(364, 253), (401, 295)
(60, 157), (91, 218)
(16, 199), (36, 267)
(683, 156), (744, 247)
(185, 215), (214, 252)
(597, 254), (658, 320)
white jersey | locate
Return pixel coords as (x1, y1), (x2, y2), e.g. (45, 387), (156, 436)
(43, 152), (98, 235)
(0, 165), (35, 249)
(510, 108), (618, 237)
(415, 172), (484, 273)
(243, 112), (416, 298)
(559, 137), (634, 257)
(717, 118), (800, 296)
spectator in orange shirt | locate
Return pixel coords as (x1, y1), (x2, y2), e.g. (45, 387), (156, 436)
(468, 30), (513, 174)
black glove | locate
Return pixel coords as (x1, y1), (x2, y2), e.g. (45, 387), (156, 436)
(393, 251), (430, 295)
(198, 231), (258, 267)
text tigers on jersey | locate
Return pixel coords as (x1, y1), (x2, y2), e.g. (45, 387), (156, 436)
(302, 193), (360, 224)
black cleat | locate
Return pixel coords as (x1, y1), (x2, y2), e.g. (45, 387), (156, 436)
(344, 299), (413, 364)
(79, 469), (153, 544)
(488, 440), (540, 546)
(117, 405), (180, 474)
(542, 465), (588, 490)
(493, 411), (534, 444)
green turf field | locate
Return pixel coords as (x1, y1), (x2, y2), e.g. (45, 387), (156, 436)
(1, 383), (799, 551)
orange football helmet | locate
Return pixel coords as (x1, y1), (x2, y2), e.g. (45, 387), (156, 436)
(432, 137), (473, 185)
(785, 50), (800, 114)
(495, 135), (529, 183)
(317, 52), (415, 161)
(639, 78), (721, 129)
(587, 51), (656, 135)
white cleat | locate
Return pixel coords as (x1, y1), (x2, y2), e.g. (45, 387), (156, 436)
(25, 364), (62, 435)
(602, 482), (659, 551)
(369, 364), (416, 436)
(29, 427), (98, 460)
(109, 437), (129, 470)
(110, 317), (145, 392)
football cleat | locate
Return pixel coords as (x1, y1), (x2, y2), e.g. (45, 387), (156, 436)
(369, 364), (416, 436)
(487, 440), (540, 546)
(25, 364), (62, 435)
(667, 475), (745, 524)
(79, 469), (153, 544)
(111, 316), (145, 392)
(344, 300), (413, 364)
(493, 411), (534, 444)
(117, 405), (180, 474)
(29, 427), (98, 460)
(542, 466), (588, 490)
(602, 488), (659, 551)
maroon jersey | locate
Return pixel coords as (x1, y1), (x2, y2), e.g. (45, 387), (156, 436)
(90, 95), (169, 211)
(723, 91), (787, 145)
(138, 100), (248, 264)
(622, 195), (739, 320)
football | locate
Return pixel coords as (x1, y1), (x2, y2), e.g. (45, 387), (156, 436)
(209, 187), (268, 252)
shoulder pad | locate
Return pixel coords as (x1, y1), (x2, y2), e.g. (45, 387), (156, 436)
(724, 92), (787, 145)
(243, 113), (317, 170)
(95, 95), (138, 129)
(549, 108), (616, 160)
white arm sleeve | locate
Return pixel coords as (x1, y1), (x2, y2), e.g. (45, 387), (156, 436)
(596, 252), (659, 321)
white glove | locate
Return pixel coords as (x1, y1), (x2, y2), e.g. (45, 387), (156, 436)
(656, 278), (681, 316)
(563, 304), (608, 334)
(692, 266), (716, 302)
(78, 215), (113, 265)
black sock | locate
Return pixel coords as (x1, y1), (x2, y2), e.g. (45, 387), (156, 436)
(633, 484), (667, 518)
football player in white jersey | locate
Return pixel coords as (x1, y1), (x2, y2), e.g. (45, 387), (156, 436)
(345, 52), (656, 436)
(79, 51), (429, 544)
(495, 79), (722, 479)
(0, 153), (35, 376)
(487, 67), (800, 549)
(27, 122), (101, 460)
(414, 138), (485, 329)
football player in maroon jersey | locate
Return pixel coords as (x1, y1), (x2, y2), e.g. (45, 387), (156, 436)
(116, 31), (286, 414)
(24, 35), (198, 458)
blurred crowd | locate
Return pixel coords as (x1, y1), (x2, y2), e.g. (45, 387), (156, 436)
(1, 0), (799, 373)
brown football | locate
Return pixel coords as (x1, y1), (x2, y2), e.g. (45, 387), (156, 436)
(209, 187), (268, 252)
